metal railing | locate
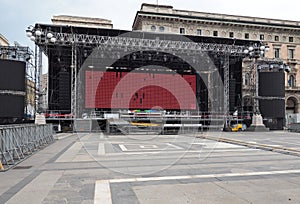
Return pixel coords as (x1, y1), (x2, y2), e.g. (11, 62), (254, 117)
(0, 124), (54, 171)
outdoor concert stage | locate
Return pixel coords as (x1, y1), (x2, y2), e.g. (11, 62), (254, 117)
(32, 23), (254, 131)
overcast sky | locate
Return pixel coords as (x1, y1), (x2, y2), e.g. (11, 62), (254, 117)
(1, 0), (300, 49)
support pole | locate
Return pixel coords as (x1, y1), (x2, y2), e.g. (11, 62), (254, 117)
(223, 55), (230, 129)
(71, 42), (77, 119)
(247, 60), (269, 132)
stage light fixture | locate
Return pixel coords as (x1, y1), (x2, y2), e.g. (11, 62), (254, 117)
(163, 54), (167, 62)
(46, 32), (53, 39)
(50, 37), (56, 43)
(11, 51), (16, 58)
(35, 30), (42, 37)
(83, 50), (88, 57)
(279, 64), (284, 71)
(26, 30), (33, 37)
(260, 45), (265, 51)
(269, 64), (274, 70)
(25, 54), (31, 61)
(285, 65), (291, 73)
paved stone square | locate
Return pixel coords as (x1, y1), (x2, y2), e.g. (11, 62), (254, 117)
(1, 131), (300, 203)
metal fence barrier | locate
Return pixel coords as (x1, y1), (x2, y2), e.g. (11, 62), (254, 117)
(0, 124), (54, 171)
(287, 123), (300, 133)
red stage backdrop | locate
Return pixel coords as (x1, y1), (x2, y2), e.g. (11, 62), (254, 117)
(85, 71), (196, 110)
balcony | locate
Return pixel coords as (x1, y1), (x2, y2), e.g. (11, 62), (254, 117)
(287, 58), (298, 64)
(285, 86), (300, 91)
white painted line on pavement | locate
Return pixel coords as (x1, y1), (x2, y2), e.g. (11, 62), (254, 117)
(94, 169), (300, 203)
(109, 169), (300, 183)
(98, 143), (106, 155)
(140, 145), (158, 149)
(167, 143), (183, 149)
(191, 142), (207, 145)
(94, 180), (112, 204)
(119, 144), (128, 151)
(103, 148), (258, 156)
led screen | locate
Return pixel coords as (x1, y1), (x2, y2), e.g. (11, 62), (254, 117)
(85, 71), (196, 110)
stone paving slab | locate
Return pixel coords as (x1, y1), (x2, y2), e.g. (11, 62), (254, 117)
(1, 131), (300, 203)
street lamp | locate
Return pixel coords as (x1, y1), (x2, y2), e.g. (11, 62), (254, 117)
(243, 43), (269, 131)
(244, 43), (269, 59)
(243, 43), (290, 131)
(243, 43), (269, 112)
(25, 26), (58, 121)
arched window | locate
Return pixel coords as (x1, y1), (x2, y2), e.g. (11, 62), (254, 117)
(287, 97), (298, 114)
(150, 25), (156, 32)
(245, 73), (250, 86)
(288, 75), (296, 87)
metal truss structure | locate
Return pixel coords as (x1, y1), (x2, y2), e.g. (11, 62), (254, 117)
(37, 32), (247, 55)
(28, 25), (256, 118)
(0, 45), (33, 61)
(223, 55), (230, 122)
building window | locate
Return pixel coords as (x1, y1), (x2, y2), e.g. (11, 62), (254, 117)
(213, 31), (218, 37)
(289, 37), (294, 42)
(274, 48), (280, 58)
(229, 32), (234, 38)
(151, 25), (156, 31)
(245, 33), (249, 39)
(179, 28), (185, 34)
(260, 34), (264, 40)
(288, 49), (294, 59)
(288, 75), (296, 87)
(159, 26), (165, 32)
(245, 73), (250, 86)
(196, 29), (202, 36)
(275, 36), (279, 41)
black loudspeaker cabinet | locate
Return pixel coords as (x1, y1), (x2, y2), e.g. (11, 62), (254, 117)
(259, 99), (285, 118)
(0, 95), (25, 118)
(58, 72), (71, 111)
(258, 72), (285, 130)
(259, 99), (285, 130)
(0, 59), (25, 91)
(0, 60), (25, 120)
(259, 72), (285, 97)
(229, 79), (236, 112)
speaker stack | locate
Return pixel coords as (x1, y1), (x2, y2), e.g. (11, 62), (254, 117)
(259, 72), (285, 130)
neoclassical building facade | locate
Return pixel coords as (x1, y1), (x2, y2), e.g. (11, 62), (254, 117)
(132, 3), (300, 114)
(0, 33), (9, 46)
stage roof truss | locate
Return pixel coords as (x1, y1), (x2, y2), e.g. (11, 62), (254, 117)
(33, 31), (247, 56)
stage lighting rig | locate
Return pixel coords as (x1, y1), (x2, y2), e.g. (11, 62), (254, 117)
(26, 26), (57, 44)
(243, 43), (269, 59)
